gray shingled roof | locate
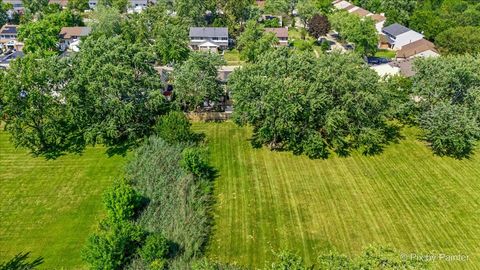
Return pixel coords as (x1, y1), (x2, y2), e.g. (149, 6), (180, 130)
(189, 27), (228, 38)
(382, 23), (411, 37)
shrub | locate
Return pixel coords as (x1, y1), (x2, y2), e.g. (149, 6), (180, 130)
(82, 220), (146, 270)
(181, 147), (213, 180)
(103, 180), (142, 222)
(155, 111), (195, 144)
(139, 233), (169, 264)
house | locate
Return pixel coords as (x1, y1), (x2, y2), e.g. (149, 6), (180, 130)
(264, 27), (288, 46)
(332, 0), (386, 33)
(90, 0), (151, 9)
(59, 27), (91, 52)
(49, 0), (68, 8)
(349, 7), (371, 17)
(381, 23), (423, 50)
(368, 13), (386, 33)
(189, 27), (229, 52)
(333, 0), (353, 9)
(0, 25), (23, 52)
(395, 39), (439, 60)
(0, 24), (18, 40)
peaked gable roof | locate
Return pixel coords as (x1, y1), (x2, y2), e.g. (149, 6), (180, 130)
(264, 27), (288, 38)
(350, 7), (371, 17)
(59, 27), (91, 39)
(0, 25), (18, 35)
(382, 23), (411, 37)
(189, 27), (228, 38)
(396, 39), (438, 58)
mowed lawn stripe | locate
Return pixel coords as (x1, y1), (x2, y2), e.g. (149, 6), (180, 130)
(194, 122), (480, 270)
(0, 131), (126, 269)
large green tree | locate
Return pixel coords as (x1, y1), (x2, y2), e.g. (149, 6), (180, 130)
(171, 0), (216, 25)
(18, 10), (83, 54)
(435, 26), (480, 55)
(67, 0), (89, 11)
(22, 0), (49, 14)
(297, 0), (331, 26)
(329, 11), (378, 56)
(152, 17), (190, 65)
(237, 20), (278, 62)
(67, 35), (168, 154)
(0, 1), (8, 28)
(412, 54), (480, 158)
(380, 0), (417, 26)
(173, 52), (225, 111)
(0, 55), (84, 158)
(230, 48), (397, 159)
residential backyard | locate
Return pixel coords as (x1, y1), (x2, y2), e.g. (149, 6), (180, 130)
(194, 122), (480, 270)
(0, 130), (126, 269)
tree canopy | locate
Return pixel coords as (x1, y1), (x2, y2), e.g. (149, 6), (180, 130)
(18, 10), (83, 54)
(229, 48), (398, 159)
(412, 54), (480, 158)
(435, 26), (480, 55)
(237, 20), (278, 62)
(329, 11), (378, 56)
(173, 52), (225, 112)
(307, 13), (330, 39)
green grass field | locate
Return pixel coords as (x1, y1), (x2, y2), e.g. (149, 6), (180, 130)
(223, 50), (244, 66)
(194, 122), (480, 269)
(375, 49), (397, 59)
(0, 131), (126, 269)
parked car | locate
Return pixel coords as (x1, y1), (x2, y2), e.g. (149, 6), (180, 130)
(366, 57), (389, 65)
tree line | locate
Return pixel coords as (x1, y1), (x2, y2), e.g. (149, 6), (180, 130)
(229, 47), (480, 159)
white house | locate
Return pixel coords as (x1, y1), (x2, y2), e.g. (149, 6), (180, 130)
(189, 27), (229, 51)
(381, 23), (423, 50)
(367, 13), (386, 33)
(332, 0), (386, 34)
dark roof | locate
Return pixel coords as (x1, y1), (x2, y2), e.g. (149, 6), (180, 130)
(189, 27), (228, 38)
(0, 25), (18, 35)
(382, 23), (411, 37)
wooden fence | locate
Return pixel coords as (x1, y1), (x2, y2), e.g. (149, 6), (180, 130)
(186, 112), (232, 122)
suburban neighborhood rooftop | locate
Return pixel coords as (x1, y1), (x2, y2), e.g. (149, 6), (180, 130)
(382, 23), (412, 37)
(0, 25), (18, 35)
(189, 27), (228, 37)
(59, 27), (92, 39)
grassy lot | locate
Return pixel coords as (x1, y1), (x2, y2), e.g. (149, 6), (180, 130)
(0, 131), (126, 269)
(375, 49), (397, 59)
(194, 122), (480, 269)
(223, 49), (244, 66)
